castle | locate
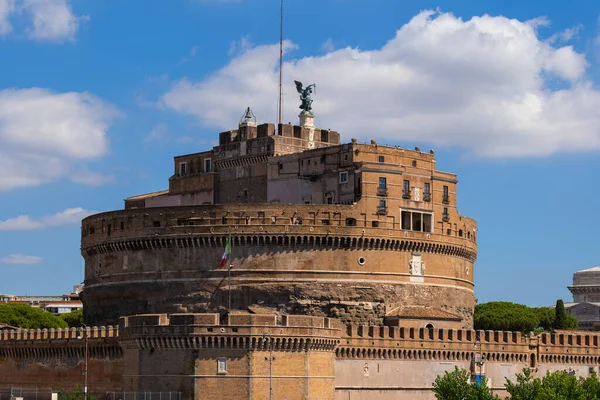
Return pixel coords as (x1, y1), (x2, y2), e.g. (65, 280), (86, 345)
(80, 107), (477, 329)
(1, 108), (598, 400)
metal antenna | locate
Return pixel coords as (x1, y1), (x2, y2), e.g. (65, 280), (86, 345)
(278, 0), (283, 126)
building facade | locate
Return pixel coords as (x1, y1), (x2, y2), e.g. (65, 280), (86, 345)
(0, 286), (83, 316)
(80, 111), (477, 328)
(566, 266), (600, 331)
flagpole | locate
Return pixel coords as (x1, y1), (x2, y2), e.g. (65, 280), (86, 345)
(228, 263), (232, 311)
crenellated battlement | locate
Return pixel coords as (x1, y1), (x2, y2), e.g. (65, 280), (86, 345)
(0, 325), (118, 342)
(3, 322), (599, 355)
(118, 313), (341, 352)
(344, 325), (523, 344)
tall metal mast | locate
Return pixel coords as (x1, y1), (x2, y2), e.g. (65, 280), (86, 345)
(278, 0), (283, 126)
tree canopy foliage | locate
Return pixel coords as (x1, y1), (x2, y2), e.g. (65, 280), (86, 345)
(433, 367), (498, 399)
(505, 368), (600, 400)
(474, 301), (578, 332)
(435, 367), (600, 400)
(0, 303), (68, 329)
(554, 299), (568, 330)
(59, 309), (83, 328)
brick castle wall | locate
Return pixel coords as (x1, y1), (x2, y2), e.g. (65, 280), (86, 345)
(2, 316), (600, 399)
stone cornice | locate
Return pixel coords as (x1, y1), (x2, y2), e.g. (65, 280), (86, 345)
(82, 233), (476, 263)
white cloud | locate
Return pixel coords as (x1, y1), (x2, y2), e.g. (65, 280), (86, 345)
(228, 35), (253, 57)
(320, 38), (335, 53)
(0, 207), (95, 231)
(70, 167), (114, 186)
(0, 0), (14, 35)
(0, 254), (42, 265)
(0, 88), (119, 190)
(177, 46), (200, 66)
(160, 10), (600, 158)
(20, 0), (85, 42)
(143, 123), (167, 145)
(0, 0), (85, 41)
(547, 24), (582, 44)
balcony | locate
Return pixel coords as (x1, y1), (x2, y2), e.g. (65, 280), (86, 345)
(377, 206), (388, 215)
(402, 190), (411, 200)
(442, 195), (450, 204)
(377, 187), (388, 197)
(423, 193), (431, 202)
(442, 214), (450, 222)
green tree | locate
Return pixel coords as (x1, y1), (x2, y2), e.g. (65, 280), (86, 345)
(0, 304), (68, 329)
(554, 299), (568, 330)
(505, 368), (600, 400)
(534, 306), (578, 331)
(474, 302), (578, 333)
(538, 369), (586, 399)
(432, 367), (498, 400)
(504, 368), (542, 400)
(580, 373), (600, 400)
(474, 302), (540, 332)
(60, 309), (83, 328)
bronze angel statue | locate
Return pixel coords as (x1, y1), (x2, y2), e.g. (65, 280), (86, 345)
(294, 80), (316, 114)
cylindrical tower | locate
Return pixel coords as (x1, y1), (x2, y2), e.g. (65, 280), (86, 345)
(81, 203), (477, 326)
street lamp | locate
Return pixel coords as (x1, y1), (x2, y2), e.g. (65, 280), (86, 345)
(77, 324), (89, 400)
(473, 337), (486, 385)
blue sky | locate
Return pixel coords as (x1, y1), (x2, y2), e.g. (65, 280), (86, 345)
(1, 0), (599, 307)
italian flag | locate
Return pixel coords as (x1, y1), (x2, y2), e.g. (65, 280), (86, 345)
(217, 234), (232, 269)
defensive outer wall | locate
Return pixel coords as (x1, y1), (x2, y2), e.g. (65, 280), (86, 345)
(80, 204), (477, 327)
(3, 314), (600, 399)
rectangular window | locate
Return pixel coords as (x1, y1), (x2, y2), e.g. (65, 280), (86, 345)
(403, 180), (410, 192)
(217, 358), (227, 374)
(443, 186), (449, 197)
(412, 213), (422, 232)
(423, 214), (432, 232)
(204, 158), (212, 173)
(401, 211), (411, 230)
(401, 210), (433, 233)
(443, 207), (448, 215)
(378, 155), (385, 163)
(339, 172), (348, 184)
(379, 177), (387, 189)
(424, 182), (431, 195)
(379, 199), (387, 208)
(179, 162), (187, 176)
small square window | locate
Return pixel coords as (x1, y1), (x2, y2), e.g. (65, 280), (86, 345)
(378, 156), (385, 163)
(339, 172), (348, 184)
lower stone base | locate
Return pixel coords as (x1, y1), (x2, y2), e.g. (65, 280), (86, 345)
(82, 281), (474, 328)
